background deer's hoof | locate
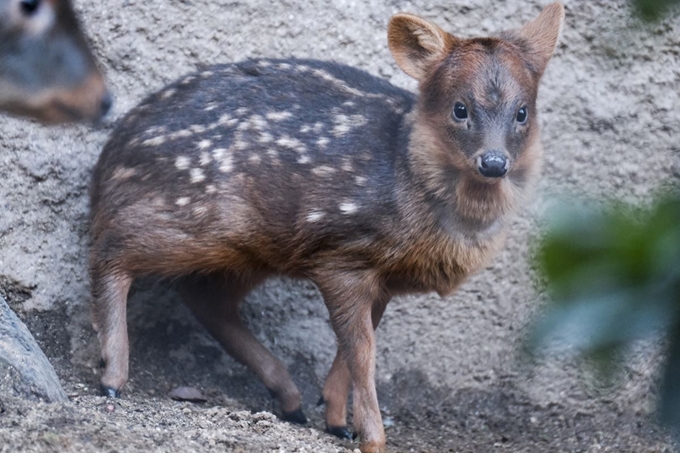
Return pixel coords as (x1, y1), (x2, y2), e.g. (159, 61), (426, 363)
(100, 384), (121, 398)
(326, 425), (352, 440)
(281, 408), (307, 425)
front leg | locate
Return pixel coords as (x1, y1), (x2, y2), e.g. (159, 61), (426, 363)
(322, 297), (389, 440)
(315, 270), (386, 453)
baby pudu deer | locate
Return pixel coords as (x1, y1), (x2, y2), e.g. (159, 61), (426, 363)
(90, 3), (564, 452)
(0, 0), (110, 123)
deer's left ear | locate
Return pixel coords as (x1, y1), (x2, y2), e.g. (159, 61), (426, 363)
(503, 2), (565, 76)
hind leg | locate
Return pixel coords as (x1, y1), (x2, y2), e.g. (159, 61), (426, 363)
(91, 265), (134, 398)
(176, 273), (305, 423)
(321, 297), (388, 439)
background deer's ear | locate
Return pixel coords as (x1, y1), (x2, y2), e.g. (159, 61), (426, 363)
(388, 13), (455, 81)
(505, 2), (565, 76)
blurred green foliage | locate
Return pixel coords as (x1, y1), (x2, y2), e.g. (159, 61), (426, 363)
(633, 0), (680, 21)
(530, 194), (680, 430)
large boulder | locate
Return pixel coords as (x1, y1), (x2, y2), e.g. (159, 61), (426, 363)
(0, 296), (66, 402)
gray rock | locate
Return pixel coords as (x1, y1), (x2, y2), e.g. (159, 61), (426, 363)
(0, 296), (66, 402)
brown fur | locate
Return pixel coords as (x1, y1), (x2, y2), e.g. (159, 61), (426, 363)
(89, 4), (564, 453)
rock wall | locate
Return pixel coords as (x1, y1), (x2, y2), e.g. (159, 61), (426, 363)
(0, 0), (678, 449)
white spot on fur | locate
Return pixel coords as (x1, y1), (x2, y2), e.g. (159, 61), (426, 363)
(339, 202), (358, 214)
(297, 155), (311, 164)
(148, 126), (167, 135)
(278, 63), (291, 70)
(235, 107), (248, 116)
(201, 71), (214, 78)
(190, 168), (206, 183)
(213, 148), (225, 160)
(218, 114), (239, 127)
(343, 101), (355, 107)
(193, 206), (208, 217)
(234, 138), (250, 151)
(355, 176), (367, 186)
(176, 197), (191, 207)
(300, 125), (311, 133)
(197, 139), (212, 150)
(249, 114), (267, 130)
(332, 114), (367, 137)
(181, 76), (195, 85)
(169, 129), (193, 140)
(266, 111), (292, 121)
(312, 166), (336, 177)
(175, 156), (191, 170)
(258, 132), (274, 143)
(190, 125), (206, 134)
(313, 122), (324, 133)
(111, 166), (137, 180)
(160, 88), (176, 100)
(311, 69), (366, 97)
(204, 102), (217, 111)
(267, 149), (279, 158)
(199, 152), (211, 166)
(142, 136), (167, 147)
(258, 61), (271, 68)
(213, 148), (233, 173)
(276, 135), (306, 153)
(249, 154), (262, 164)
(296, 65), (310, 72)
(206, 185), (217, 194)
(341, 158), (353, 172)
(316, 137), (330, 149)
(306, 211), (325, 222)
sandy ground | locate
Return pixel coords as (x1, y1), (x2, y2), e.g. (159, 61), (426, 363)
(0, 0), (679, 451)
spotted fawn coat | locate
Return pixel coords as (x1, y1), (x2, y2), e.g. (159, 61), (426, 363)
(89, 4), (564, 452)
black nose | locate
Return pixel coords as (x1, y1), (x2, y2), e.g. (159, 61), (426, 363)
(99, 92), (113, 118)
(478, 151), (508, 178)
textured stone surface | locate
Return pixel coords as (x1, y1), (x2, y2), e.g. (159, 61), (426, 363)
(0, 296), (66, 402)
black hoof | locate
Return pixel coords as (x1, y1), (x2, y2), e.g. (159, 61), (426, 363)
(282, 408), (307, 425)
(317, 396), (325, 406)
(326, 425), (353, 440)
(100, 384), (121, 398)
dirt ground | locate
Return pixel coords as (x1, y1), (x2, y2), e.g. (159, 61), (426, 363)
(0, 0), (679, 451)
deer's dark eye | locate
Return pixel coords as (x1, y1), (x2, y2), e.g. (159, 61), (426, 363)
(452, 102), (468, 121)
(20, 0), (40, 16)
(516, 106), (528, 124)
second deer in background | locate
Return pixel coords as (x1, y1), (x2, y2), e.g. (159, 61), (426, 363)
(89, 3), (564, 452)
(0, 0), (110, 124)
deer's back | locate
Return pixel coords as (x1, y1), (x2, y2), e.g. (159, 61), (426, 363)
(91, 59), (415, 275)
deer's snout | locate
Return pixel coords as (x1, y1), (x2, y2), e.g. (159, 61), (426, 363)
(477, 151), (508, 178)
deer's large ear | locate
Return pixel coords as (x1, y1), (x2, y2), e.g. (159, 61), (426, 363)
(506, 2), (565, 76)
(388, 13), (455, 81)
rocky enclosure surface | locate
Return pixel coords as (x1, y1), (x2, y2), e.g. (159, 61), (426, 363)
(0, 0), (678, 451)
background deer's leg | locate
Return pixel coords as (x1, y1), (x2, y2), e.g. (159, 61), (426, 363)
(175, 273), (306, 423)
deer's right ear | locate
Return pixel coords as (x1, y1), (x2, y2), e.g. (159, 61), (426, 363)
(388, 13), (455, 81)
